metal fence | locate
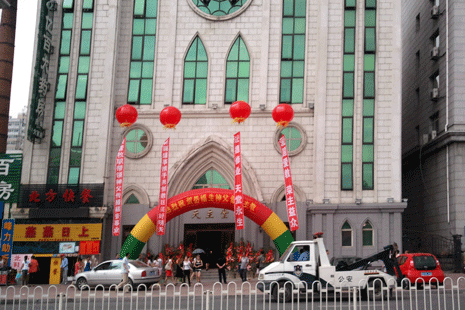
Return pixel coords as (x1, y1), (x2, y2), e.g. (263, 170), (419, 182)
(0, 277), (463, 310)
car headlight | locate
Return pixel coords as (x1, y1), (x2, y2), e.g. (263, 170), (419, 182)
(258, 273), (264, 280)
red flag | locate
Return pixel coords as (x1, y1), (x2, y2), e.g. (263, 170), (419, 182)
(279, 136), (299, 231)
(234, 132), (244, 230)
(112, 137), (126, 236)
(157, 138), (170, 235)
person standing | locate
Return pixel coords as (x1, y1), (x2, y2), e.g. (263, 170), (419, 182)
(20, 256), (30, 286)
(117, 252), (131, 293)
(239, 255), (249, 282)
(75, 257), (83, 276)
(192, 254), (203, 283)
(216, 254), (227, 284)
(60, 254), (69, 285)
(28, 256), (39, 285)
(182, 256), (192, 286)
(164, 255), (175, 285)
(257, 250), (266, 273)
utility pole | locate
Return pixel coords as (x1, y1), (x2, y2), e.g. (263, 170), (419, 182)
(0, 0), (17, 153)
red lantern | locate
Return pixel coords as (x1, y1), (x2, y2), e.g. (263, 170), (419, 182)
(115, 104), (138, 127)
(272, 103), (294, 127)
(160, 106), (182, 129)
(229, 101), (251, 124)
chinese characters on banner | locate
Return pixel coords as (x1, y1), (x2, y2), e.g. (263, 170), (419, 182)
(113, 138), (126, 236)
(279, 136), (299, 231)
(234, 132), (244, 230)
(157, 138), (170, 235)
(0, 154), (22, 203)
(0, 219), (15, 267)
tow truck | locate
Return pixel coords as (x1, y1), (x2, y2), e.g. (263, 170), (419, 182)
(258, 233), (404, 302)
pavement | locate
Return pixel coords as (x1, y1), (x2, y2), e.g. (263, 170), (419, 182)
(0, 272), (463, 301)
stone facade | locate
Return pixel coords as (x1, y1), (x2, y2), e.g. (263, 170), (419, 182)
(20, 0), (405, 261)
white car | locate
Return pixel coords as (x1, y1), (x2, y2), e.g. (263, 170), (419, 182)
(73, 259), (160, 290)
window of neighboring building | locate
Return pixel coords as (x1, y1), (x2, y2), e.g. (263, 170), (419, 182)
(124, 124), (153, 159)
(362, 220), (374, 246)
(273, 123), (307, 156)
(193, 168), (230, 189)
(432, 71), (439, 89)
(429, 112), (439, 133)
(183, 37), (208, 105)
(342, 221), (353, 247)
(432, 31), (439, 48)
(225, 36), (250, 104)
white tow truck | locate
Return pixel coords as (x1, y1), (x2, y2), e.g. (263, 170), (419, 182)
(258, 234), (402, 302)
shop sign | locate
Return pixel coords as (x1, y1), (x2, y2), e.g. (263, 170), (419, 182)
(27, 0), (58, 143)
(0, 154), (22, 203)
(79, 240), (100, 255)
(59, 242), (77, 254)
(13, 223), (102, 242)
(18, 183), (104, 208)
(0, 219), (15, 267)
(11, 254), (29, 270)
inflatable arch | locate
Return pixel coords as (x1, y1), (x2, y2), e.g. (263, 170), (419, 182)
(120, 188), (295, 258)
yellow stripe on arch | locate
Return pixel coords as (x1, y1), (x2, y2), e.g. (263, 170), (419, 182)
(131, 214), (157, 243)
(261, 212), (288, 240)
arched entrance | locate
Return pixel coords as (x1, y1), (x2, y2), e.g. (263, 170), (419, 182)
(120, 188), (294, 258)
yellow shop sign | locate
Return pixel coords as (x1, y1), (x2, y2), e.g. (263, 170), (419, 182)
(13, 223), (102, 242)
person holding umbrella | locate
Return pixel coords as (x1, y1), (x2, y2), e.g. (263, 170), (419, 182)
(192, 254), (204, 283)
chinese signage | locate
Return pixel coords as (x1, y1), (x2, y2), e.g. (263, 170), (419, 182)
(14, 223), (102, 242)
(233, 132), (244, 230)
(18, 183), (104, 208)
(0, 219), (15, 266)
(157, 138), (170, 236)
(11, 254), (29, 270)
(279, 136), (299, 231)
(79, 240), (100, 255)
(113, 138), (126, 236)
(0, 154), (22, 203)
(27, 0), (58, 142)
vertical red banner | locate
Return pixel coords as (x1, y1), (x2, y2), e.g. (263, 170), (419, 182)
(234, 132), (244, 230)
(157, 138), (170, 235)
(279, 136), (299, 231)
(113, 137), (126, 236)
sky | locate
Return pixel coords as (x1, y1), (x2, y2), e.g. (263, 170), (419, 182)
(6, 1), (38, 118)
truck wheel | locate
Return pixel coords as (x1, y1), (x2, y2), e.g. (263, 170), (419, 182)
(368, 279), (386, 301)
(271, 282), (293, 303)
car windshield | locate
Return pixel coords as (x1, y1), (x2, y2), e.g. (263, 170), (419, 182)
(129, 261), (149, 268)
(413, 256), (436, 270)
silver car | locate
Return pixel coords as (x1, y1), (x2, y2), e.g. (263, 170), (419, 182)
(73, 259), (160, 289)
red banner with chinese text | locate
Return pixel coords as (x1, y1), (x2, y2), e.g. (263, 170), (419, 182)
(234, 132), (244, 230)
(279, 136), (299, 231)
(157, 138), (170, 235)
(112, 138), (126, 236)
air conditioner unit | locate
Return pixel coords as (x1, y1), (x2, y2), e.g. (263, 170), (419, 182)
(431, 46), (439, 60)
(431, 5), (439, 19)
(431, 88), (439, 100)
(431, 130), (437, 139)
(422, 134), (429, 145)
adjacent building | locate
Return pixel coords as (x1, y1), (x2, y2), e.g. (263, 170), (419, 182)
(14, 0), (405, 282)
(401, 0), (465, 261)
(7, 113), (27, 152)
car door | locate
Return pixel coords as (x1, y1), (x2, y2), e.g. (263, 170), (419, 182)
(108, 260), (124, 285)
(285, 244), (318, 288)
(87, 262), (112, 286)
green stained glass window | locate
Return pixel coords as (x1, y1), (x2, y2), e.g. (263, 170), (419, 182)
(83, 0), (93, 10)
(47, 167), (60, 185)
(363, 164), (374, 190)
(366, 0), (376, 8)
(365, 28), (376, 52)
(280, 127), (302, 152)
(80, 30), (92, 54)
(49, 148), (61, 166)
(365, 10), (376, 27)
(344, 55), (355, 71)
(363, 118), (374, 143)
(191, 0), (246, 16)
(364, 72), (375, 97)
(342, 99), (354, 117)
(71, 121), (84, 147)
(364, 54), (375, 71)
(62, 13), (74, 28)
(193, 168), (230, 189)
(78, 56), (90, 74)
(280, 0), (306, 104)
(183, 37), (208, 105)
(225, 37), (249, 104)
(55, 75), (68, 100)
(342, 118), (353, 143)
(75, 75), (88, 99)
(126, 129), (149, 155)
(343, 73), (354, 98)
(51, 121), (64, 147)
(345, 10), (355, 27)
(59, 57), (70, 74)
(344, 28), (355, 53)
(345, 0), (355, 8)
(341, 164), (353, 190)
(126, 194), (140, 204)
(69, 148), (82, 166)
(341, 145), (353, 162)
(55, 102), (66, 119)
(362, 221), (373, 246)
(362, 145), (374, 162)
(342, 221), (352, 246)
(82, 13), (93, 29)
(140, 79), (153, 104)
(60, 30), (72, 55)
(74, 101), (86, 119)
(363, 99), (374, 116)
(63, 0), (74, 9)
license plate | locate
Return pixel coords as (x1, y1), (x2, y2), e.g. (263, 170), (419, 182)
(421, 272), (432, 276)
(150, 270), (155, 276)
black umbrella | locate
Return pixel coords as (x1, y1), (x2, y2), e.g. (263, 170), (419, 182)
(192, 248), (205, 255)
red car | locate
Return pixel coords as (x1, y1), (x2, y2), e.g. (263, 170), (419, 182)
(397, 253), (445, 287)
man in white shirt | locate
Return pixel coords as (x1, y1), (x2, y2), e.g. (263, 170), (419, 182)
(117, 253), (131, 292)
(20, 256), (30, 286)
(60, 254), (69, 284)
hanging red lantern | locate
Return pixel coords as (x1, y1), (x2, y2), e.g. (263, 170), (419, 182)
(229, 101), (251, 124)
(272, 103), (294, 127)
(115, 104), (138, 127)
(160, 106), (182, 129)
